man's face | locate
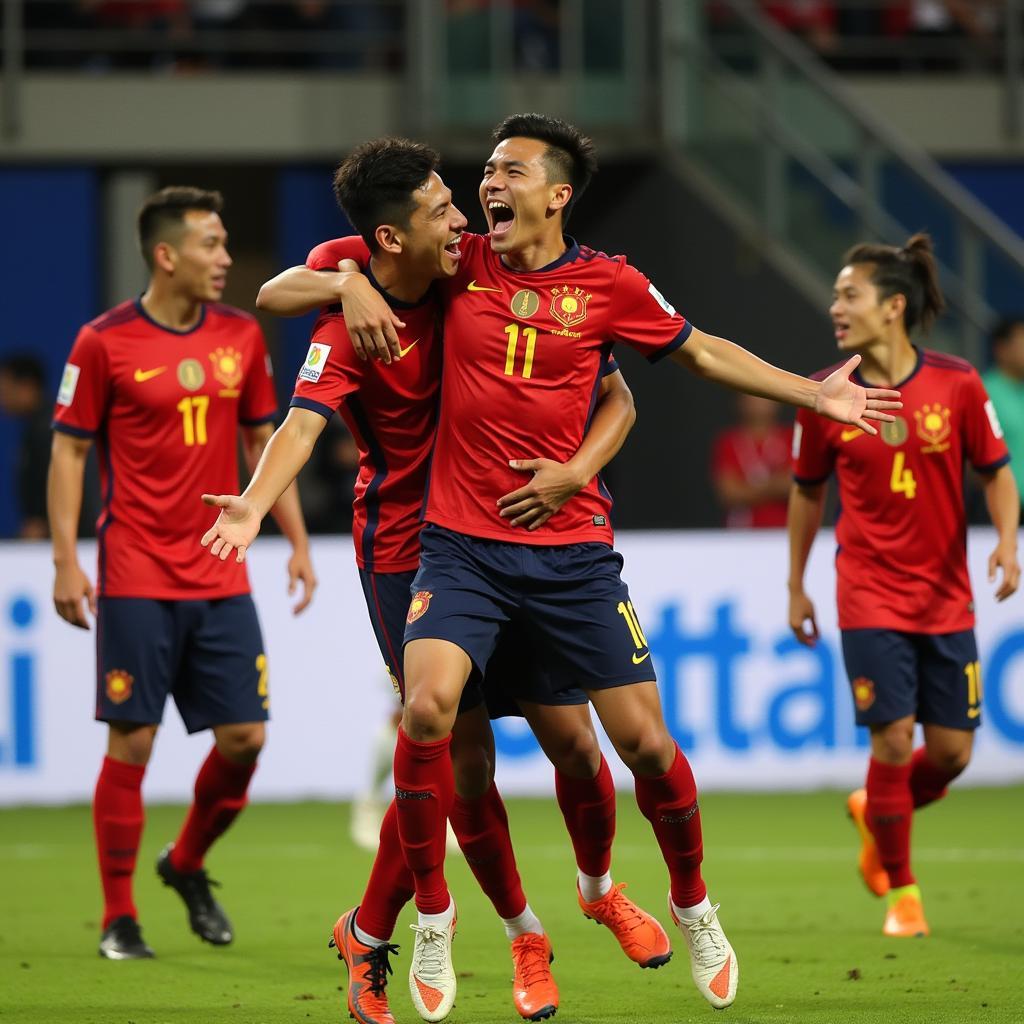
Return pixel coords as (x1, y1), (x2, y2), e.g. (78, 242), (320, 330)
(997, 324), (1024, 378)
(162, 210), (232, 301)
(829, 263), (893, 350)
(479, 137), (568, 255)
(398, 172), (467, 279)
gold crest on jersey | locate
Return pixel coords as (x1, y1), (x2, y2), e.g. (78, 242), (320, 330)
(914, 403), (951, 453)
(105, 669), (135, 705)
(550, 285), (590, 328)
(511, 289), (540, 319)
(210, 346), (243, 394)
(881, 416), (909, 447)
(177, 358), (205, 391)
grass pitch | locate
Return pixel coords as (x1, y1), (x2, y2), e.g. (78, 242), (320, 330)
(2, 788), (1022, 1024)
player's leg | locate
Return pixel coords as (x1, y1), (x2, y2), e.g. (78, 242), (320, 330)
(94, 596), (175, 960)
(157, 595), (268, 946)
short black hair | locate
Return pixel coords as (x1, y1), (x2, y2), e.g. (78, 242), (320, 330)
(0, 353), (45, 388)
(491, 113), (598, 225)
(990, 316), (1024, 347)
(137, 186), (223, 269)
(332, 138), (441, 252)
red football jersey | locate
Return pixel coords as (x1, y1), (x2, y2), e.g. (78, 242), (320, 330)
(793, 348), (1009, 632)
(428, 233), (690, 545)
(52, 300), (277, 599)
(711, 423), (794, 528)
(291, 237), (441, 572)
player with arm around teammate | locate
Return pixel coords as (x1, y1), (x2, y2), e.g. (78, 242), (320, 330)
(788, 233), (1019, 937)
(48, 187), (316, 960)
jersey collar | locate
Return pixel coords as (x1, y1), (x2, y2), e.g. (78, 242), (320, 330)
(366, 263), (433, 310)
(134, 297), (207, 335)
(496, 235), (580, 275)
(852, 345), (922, 389)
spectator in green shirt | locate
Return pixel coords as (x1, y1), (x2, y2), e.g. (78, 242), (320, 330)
(984, 318), (1024, 499)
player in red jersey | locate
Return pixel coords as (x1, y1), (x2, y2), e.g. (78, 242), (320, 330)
(48, 187), (315, 960)
(204, 139), (641, 1024)
(318, 114), (901, 1016)
(788, 233), (1020, 938)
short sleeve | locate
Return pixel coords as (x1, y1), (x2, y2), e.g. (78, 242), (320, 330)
(306, 236), (371, 272)
(792, 407), (836, 484)
(290, 315), (365, 420)
(961, 369), (1010, 472)
(52, 326), (110, 437)
(239, 325), (278, 426)
(609, 263), (692, 363)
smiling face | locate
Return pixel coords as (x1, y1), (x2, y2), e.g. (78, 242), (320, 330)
(390, 171), (467, 280)
(829, 262), (905, 351)
(479, 136), (571, 256)
(159, 209), (232, 302)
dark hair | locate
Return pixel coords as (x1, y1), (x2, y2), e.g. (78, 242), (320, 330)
(491, 113), (598, 225)
(137, 186), (223, 269)
(0, 353), (45, 388)
(332, 138), (441, 252)
(842, 232), (946, 334)
(990, 316), (1024, 347)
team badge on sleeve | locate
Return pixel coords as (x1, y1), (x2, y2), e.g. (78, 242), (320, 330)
(984, 400), (1005, 439)
(298, 343), (331, 383)
(56, 363), (80, 407)
(407, 590), (432, 624)
(105, 669), (135, 705)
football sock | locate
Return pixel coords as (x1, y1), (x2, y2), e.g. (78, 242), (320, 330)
(555, 755), (616, 878)
(501, 903), (545, 940)
(909, 746), (960, 809)
(94, 755), (145, 929)
(448, 782), (527, 919)
(633, 744), (707, 908)
(671, 895), (713, 922)
(353, 922), (390, 948)
(418, 895), (455, 930)
(393, 727), (455, 915)
(578, 870), (612, 902)
(356, 799), (415, 943)
(866, 757), (915, 888)
(170, 746), (256, 874)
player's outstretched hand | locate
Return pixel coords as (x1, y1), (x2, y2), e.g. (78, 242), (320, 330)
(497, 458), (587, 530)
(338, 269), (405, 364)
(815, 355), (902, 435)
(201, 493), (261, 563)
(989, 541), (1021, 602)
(53, 561), (96, 630)
(788, 588), (819, 647)
(287, 546), (318, 615)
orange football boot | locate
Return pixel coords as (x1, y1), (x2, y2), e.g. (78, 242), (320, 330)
(883, 885), (930, 938)
(510, 932), (559, 1021)
(329, 907), (399, 1024)
(578, 882), (672, 969)
(846, 788), (890, 897)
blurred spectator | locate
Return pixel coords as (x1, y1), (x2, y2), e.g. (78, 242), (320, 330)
(761, 1), (838, 56)
(895, 0), (1002, 71)
(0, 355), (52, 539)
(710, 393), (794, 528)
(984, 317), (1024, 505)
(78, 0), (190, 70)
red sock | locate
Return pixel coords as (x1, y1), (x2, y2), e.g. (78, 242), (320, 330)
(633, 745), (706, 908)
(94, 756), (146, 929)
(170, 747), (256, 874)
(555, 755), (616, 877)
(356, 800), (415, 941)
(393, 727), (454, 914)
(449, 782), (526, 919)
(866, 757), (915, 888)
(909, 747), (959, 810)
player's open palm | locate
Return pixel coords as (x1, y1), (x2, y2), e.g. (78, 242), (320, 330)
(53, 561), (97, 629)
(789, 588), (819, 647)
(201, 493), (261, 563)
(815, 355), (902, 435)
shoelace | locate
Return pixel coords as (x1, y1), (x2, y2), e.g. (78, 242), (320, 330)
(409, 924), (451, 983)
(685, 904), (728, 967)
(596, 884), (645, 932)
(363, 942), (400, 997)
(179, 870), (221, 911)
(511, 935), (551, 988)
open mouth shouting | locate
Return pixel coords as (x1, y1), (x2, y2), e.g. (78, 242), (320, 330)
(487, 199), (515, 239)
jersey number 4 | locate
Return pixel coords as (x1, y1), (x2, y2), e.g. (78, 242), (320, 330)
(889, 451), (917, 500)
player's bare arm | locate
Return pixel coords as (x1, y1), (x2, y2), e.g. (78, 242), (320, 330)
(979, 463), (1021, 601)
(47, 430), (97, 629)
(256, 264), (348, 317)
(497, 369), (636, 530)
(786, 480), (827, 647)
(672, 328), (902, 434)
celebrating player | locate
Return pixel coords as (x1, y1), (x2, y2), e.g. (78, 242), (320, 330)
(788, 234), (1020, 937)
(204, 139), (652, 1024)
(317, 114), (901, 1017)
(48, 187), (316, 960)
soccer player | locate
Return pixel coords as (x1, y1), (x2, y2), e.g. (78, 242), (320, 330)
(204, 139), (647, 1024)
(315, 114), (901, 1017)
(788, 233), (1020, 937)
(48, 186), (316, 960)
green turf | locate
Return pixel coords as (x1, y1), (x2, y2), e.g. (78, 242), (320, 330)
(1, 788), (1022, 1023)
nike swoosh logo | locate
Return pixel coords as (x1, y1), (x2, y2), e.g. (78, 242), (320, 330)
(134, 366), (167, 383)
(632, 650), (651, 665)
(467, 280), (502, 293)
(397, 336), (422, 358)
(841, 428), (864, 442)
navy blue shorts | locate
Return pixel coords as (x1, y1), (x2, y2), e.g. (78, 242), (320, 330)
(95, 595), (268, 734)
(841, 628), (981, 730)
(359, 567), (587, 718)
(404, 525), (657, 697)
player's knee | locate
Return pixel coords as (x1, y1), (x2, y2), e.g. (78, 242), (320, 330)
(402, 689), (456, 742)
(451, 745), (493, 799)
(216, 723), (265, 764)
(929, 744), (971, 777)
(616, 727), (674, 777)
(108, 722), (156, 765)
(546, 726), (602, 779)
(872, 722), (914, 764)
